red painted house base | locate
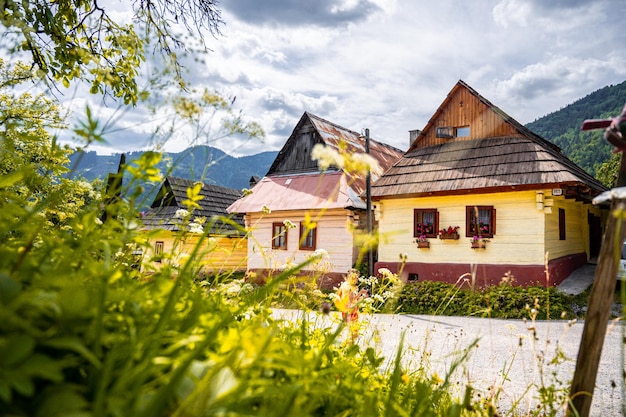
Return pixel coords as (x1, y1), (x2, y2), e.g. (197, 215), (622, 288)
(245, 268), (346, 290)
(375, 252), (588, 287)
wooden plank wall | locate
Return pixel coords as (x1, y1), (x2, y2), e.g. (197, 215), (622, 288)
(376, 190), (593, 268)
(270, 121), (320, 174)
(246, 209), (356, 274)
(416, 87), (523, 149)
(143, 232), (248, 273)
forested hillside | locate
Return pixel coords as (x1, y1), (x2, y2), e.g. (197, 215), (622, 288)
(526, 80), (626, 176)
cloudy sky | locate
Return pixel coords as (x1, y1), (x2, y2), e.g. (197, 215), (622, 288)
(70, 0), (626, 156)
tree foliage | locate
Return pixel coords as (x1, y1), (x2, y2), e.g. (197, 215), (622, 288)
(595, 152), (621, 188)
(0, 0), (223, 104)
(0, 58), (99, 228)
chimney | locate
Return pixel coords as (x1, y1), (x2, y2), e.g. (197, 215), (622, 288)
(409, 129), (421, 146)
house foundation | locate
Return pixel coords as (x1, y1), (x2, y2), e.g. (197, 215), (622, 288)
(375, 252), (588, 287)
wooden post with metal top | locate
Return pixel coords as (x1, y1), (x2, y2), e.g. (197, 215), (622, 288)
(568, 104), (626, 417)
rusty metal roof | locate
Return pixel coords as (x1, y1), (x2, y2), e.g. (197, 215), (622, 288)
(306, 112), (403, 173)
(266, 112), (403, 178)
(227, 171), (365, 213)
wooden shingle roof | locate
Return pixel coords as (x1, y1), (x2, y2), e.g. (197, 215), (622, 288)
(371, 81), (607, 201)
(142, 176), (244, 234)
(371, 136), (606, 200)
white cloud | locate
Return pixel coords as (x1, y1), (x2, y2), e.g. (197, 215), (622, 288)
(43, 0), (626, 157)
(492, 0), (533, 28)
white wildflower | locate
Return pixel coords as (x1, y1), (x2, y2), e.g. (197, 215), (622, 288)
(308, 248), (328, 261)
(95, 217), (103, 225)
(241, 310), (255, 320)
(283, 219), (296, 229)
(280, 260), (295, 270)
(224, 282), (242, 296)
(77, 180), (92, 191)
(372, 294), (385, 303)
(382, 291), (394, 300)
(378, 268), (392, 278)
(188, 222), (204, 234)
(262, 205), (271, 214)
(327, 292), (340, 302)
(359, 276), (378, 287)
(174, 209), (190, 219)
(311, 144), (342, 171)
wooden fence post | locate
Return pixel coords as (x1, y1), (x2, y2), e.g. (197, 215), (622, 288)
(567, 190), (626, 416)
(568, 106), (626, 416)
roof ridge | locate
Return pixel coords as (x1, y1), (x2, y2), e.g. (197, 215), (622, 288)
(305, 111), (404, 154)
(305, 111), (361, 137)
(166, 176), (241, 193)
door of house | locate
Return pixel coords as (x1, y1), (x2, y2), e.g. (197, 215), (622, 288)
(588, 213), (602, 260)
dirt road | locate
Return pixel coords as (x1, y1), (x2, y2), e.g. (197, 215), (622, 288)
(272, 310), (624, 416)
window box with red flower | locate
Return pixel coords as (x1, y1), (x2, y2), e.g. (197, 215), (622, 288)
(438, 226), (460, 240)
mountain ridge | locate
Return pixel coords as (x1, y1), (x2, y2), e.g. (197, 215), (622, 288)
(69, 146), (278, 191)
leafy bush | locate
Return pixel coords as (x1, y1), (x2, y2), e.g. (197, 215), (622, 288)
(397, 281), (580, 320)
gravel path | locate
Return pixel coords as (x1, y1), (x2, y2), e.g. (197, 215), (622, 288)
(272, 309), (625, 416)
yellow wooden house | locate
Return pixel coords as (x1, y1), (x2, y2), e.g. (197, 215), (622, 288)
(370, 80), (607, 287)
(141, 176), (248, 274)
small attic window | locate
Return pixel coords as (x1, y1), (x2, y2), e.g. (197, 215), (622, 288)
(436, 126), (470, 139)
(456, 126), (470, 137)
(436, 126), (454, 138)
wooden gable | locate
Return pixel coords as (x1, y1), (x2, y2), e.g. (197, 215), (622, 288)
(411, 80), (545, 151)
(266, 112), (403, 178)
(266, 113), (325, 175)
